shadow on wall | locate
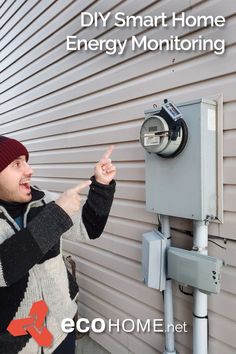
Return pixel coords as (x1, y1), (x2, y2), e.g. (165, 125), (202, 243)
(76, 334), (110, 354)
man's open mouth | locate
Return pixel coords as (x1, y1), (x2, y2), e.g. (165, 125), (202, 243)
(19, 180), (31, 192)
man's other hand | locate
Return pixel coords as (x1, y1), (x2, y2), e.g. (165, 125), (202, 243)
(94, 145), (116, 185)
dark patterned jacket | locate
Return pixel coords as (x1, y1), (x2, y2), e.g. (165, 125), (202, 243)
(0, 177), (115, 354)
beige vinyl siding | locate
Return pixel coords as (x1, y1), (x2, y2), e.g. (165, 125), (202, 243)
(1, 0), (236, 353)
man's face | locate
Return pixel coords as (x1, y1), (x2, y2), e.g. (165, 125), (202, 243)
(0, 155), (34, 203)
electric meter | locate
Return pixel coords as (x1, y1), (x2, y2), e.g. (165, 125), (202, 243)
(140, 99), (188, 158)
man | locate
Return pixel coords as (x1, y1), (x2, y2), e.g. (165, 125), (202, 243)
(0, 135), (116, 354)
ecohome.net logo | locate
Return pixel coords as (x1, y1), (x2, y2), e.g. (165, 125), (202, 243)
(7, 300), (188, 348)
(61, 317), (188, 334)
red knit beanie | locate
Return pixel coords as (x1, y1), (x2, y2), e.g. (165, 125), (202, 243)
(0, 136), (29, 173)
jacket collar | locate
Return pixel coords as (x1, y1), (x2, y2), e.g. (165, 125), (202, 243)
(30, 186), (45, 202)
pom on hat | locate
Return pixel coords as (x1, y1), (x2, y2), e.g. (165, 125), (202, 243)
(0, 136), (29, 173)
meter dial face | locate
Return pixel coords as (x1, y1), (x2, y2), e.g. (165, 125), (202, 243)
(141, 102), (188, 158)
(140, 116), (169, 153)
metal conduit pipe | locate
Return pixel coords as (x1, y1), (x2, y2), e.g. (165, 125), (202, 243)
(161, 215), (177, 354)
(193, 220), (208, 354)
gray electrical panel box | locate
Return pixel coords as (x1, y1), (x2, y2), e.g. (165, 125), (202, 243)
(144, 99), (217, 221)
(142, 230), (167, 291)
(167, 247), (223, 294)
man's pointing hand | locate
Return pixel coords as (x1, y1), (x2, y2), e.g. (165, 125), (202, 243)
(55, 180), (91, 216)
